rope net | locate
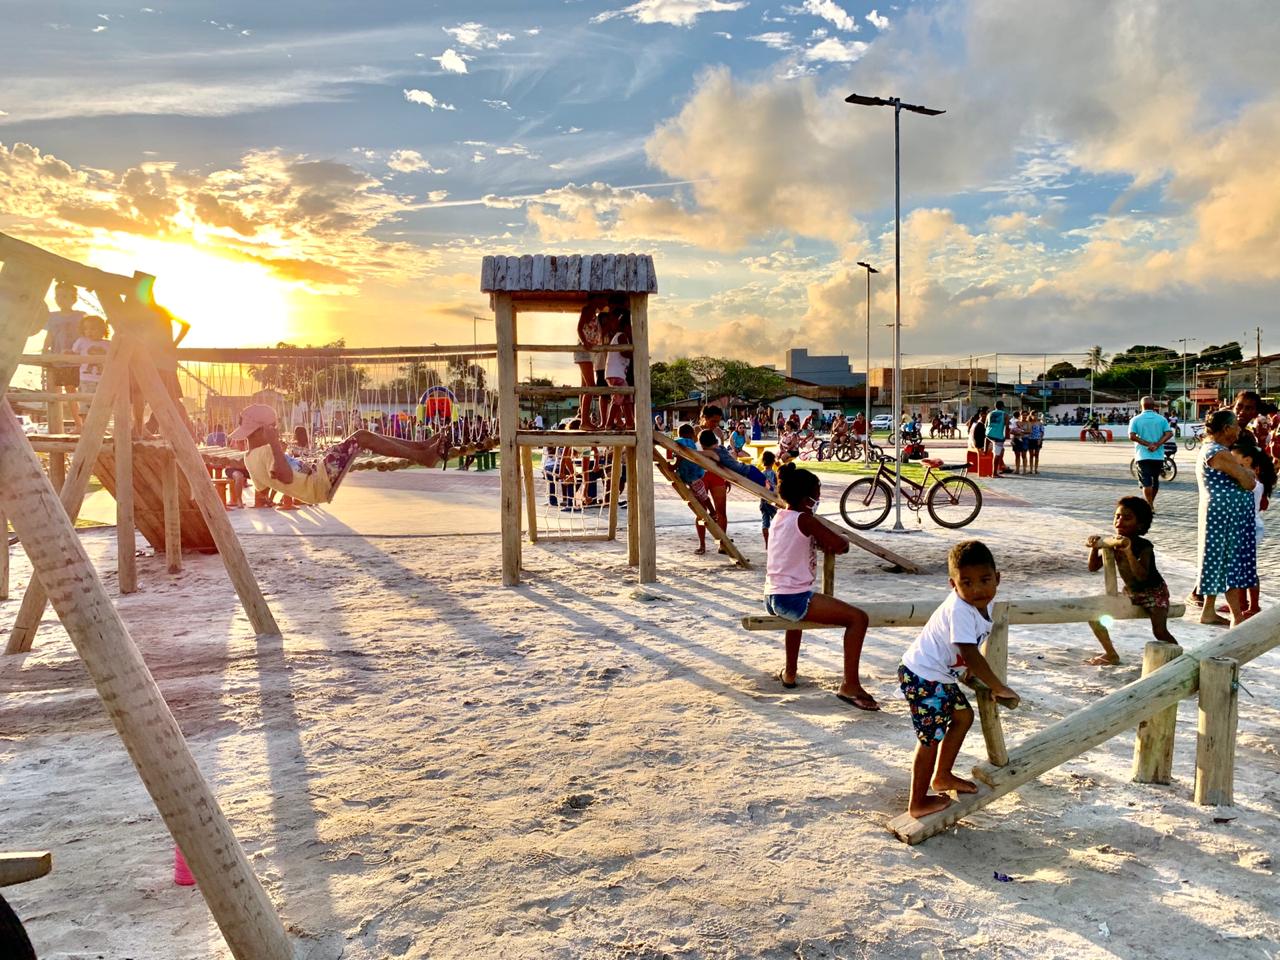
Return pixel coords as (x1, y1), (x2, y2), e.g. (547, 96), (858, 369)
(531, 443), (627, 538)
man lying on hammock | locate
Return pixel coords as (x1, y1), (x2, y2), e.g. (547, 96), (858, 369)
(229, 403), (450, 505)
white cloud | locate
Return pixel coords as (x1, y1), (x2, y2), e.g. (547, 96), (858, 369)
(92, 25), (107, 32)
(866, 8), (890, 29)
(525, 28), (540, 36)
(495, 143), (539, 158)
(803, 36), (868, 62)
(482, 98), (511, 110)
(432, 49), (472, 74)
(386, 149), (447, 174)
(748, 32), (796, 50)
(593, 0), (749, 28)
(403, 88), (456, 111)
(426, 189), (449, 202)
(801, 0), (856, 32)
(713, 30), (733, 39)
(444, 22), (514, 49)
(471, 152), (487, 163)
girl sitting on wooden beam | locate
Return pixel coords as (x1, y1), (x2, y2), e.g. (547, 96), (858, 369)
(229, 403), (449, 506)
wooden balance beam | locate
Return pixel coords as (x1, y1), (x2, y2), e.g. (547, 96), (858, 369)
(654, 431), (920, 574)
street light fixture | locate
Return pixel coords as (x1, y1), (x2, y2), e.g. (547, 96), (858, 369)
(856, 261), (878, 464)
(845, 92), (945, 532)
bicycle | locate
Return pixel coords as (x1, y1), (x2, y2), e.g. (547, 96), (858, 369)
(838, 454), (983, 530)
(1183, 425), (1205, 451)
(1129, 441), (1178, 483)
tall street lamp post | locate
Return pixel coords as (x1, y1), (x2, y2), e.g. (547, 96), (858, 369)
(845, 92), (945, 532)
(856, 261), (878, 464)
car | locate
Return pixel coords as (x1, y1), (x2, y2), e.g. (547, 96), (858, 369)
(870, 414), (894, 431)
(14, 414), (37, 436)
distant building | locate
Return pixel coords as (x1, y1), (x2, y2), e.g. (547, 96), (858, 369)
(784, 348), (862, 387)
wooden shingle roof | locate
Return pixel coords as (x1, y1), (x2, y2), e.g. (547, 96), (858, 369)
(481, 254), (657, 294)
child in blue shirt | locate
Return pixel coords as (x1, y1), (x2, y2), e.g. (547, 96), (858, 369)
(760, 450), (779, 546)
(673, 423), (710, 554)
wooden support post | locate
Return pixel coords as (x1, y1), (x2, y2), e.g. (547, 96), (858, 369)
(128, 344), (278, 635)
(1101, 545), (1118, 596)
(0, 504), (8, 601)
(607, 446), (622, 540)
(114, 382), (137, 595)
(974, 601), (1011, 766)
(1194, 657), (1239, 805)
(626, 446), (639, 567)
(48, 450), (66, 492)
(47, 396), (64, 437)
(0, 409), (293, 960)
(821, 551), (836, 595)
(495, 293), (521, 586)
(162, 451), (182, 573)
(521, 445), (538, 543)
(6, 346), (128, 654)
(1132, 640), (1183, 783)
(629, 293), (658, 583)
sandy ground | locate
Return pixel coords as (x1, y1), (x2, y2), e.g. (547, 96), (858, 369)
(2, 440), (1278, 960)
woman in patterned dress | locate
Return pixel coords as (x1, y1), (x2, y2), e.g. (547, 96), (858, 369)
(1195, 409), (1258, 626)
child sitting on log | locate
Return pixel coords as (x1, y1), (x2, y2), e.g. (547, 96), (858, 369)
(230, 403), (448, 506)
(899, 540), (1019, 818)
(1084, 495), (1175, 665)
(764, 464), (876, 710)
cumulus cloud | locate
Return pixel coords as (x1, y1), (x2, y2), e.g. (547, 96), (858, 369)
(803, 36), (868, 61)
(866, 8), (889, 29)
(748, 32), (796, 50)
(800, 0), (856, 32)
(483, 98), (511, 110)
(386, 150), (447, 174)
(443, 22), (514, 48)
(432, 49), (472, 74)
(403, 88), (456, 111)
(593, 0), (749, 28)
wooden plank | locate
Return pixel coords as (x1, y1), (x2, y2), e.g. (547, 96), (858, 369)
(519, 254), (534, 290)
(0, 256), (55, 406)
(18, 352), (91, 365)
(607, 446), (622, 540)
(0, 851), (51, 887)
(6, 344), (129, 654)
(535, 534), (615, 543)
(495, 293), (522, 585)
(0, 504), (8, 601)
(114, 381), (137, 595)
(821, 551), (835, 595)
(654, 455), (748, 568)
(48, 450), (66, 492)
(974, 602), (1011, 766)
(516, 385), (634, 399)
(1194, 657), (1238, 805)
(521, 445), (538, 543)
(481, 256), (495, 292)
(626, 446), (639, 567)
(516, 430), (637, 446)
(162, 451), (182, 573)
(6, 390), (96, 403)
(1102, 545), (1118, 596)
(0, 232), (134, 300)
(742, 595), (1188, 632)
(129, 343), (278, 635)
(655, 431), (921, 574)
(602, 254), (616, 290)
(629, 293), (657, 583)
(1132, 641), (1183, 783)
(515, 342), (631, 352)
(0, 406), (293, 959)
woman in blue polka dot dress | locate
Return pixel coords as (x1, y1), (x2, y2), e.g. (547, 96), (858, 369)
(1195, 409), (1259, 625)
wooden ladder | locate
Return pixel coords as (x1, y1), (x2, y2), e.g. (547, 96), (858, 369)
(653, 453), (750, 568)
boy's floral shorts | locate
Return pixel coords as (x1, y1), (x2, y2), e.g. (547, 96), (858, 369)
(898, 663), (970, 745)
(321, 436), (363, 502)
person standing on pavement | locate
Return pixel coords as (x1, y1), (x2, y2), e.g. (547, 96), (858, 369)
(1128, 396), (1174, 508)
(985, 401), (1009, 475)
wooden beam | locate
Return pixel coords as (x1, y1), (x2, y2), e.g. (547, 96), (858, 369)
(821, 551), (835, 595)
(0, 257), (55, 413)
(129, 343), (278, 635)
(974, 602), (1011, 766)
(516, 385), (635, 399)
(162, 451), (182, 574)
(0, 851), (51, 887)
(175, 344), (498, 362)
(1132, 641), (1183, 783)
(48, 450), (66, 494)
(515, 342), (631, 353)
(0, 504), (8, 602)
(743, 594), (1186, 632)
(0, 408), (293, 959)
(655, 431), (921, 574)
(1194, 657), (1238, 805)
(114, 382), (137, 595)
(521, 445), (538, 543)
(0, 232), (135, 300)
(6, 390), (97, 404)
(6, 343), (130, 654)
(890, 605), (1280, 845)
(626, 446), (639, 567)
(607, 446), (622, 541)
(654, 455), (749, 568)
(1101, 545), (1118, 596)
(516, 430), (637, 446)
(534, 534), (616, 543)
(495, 293), (521, 586)
(18, 352), (92, 365)
(629, 293), (657, 584)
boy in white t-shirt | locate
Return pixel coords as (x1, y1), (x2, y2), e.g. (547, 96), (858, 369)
(898, 540), (1019, 818)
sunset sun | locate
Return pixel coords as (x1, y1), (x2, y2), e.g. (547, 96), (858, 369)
(84, 235), (299, 347)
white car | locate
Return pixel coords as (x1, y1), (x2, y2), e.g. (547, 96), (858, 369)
(869, 414), (894, 431)
(14, 414), (37, 436)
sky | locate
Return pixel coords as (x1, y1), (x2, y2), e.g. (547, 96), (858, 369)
(2, 0), (1278, 381)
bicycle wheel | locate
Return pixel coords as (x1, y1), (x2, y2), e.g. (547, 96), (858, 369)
(840, 478), (893, 530)
(1162, 458), (1177, 482)
(1183, 435), (1197, 451)
(1129, 459), (1139, 481)
(835, 440), (852, 462)
(815, 440), (830, 461)
(927, 475), (983, 529)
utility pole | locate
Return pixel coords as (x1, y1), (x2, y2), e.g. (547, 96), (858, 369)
(1258, 326), (1263, 390)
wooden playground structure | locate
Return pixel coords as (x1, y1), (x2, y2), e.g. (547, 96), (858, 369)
(743, 541), (1278, 844)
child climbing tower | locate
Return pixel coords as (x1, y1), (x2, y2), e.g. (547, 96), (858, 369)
(482, 253), (658, 586)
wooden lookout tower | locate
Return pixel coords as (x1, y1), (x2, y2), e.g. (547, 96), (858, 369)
(483, 253), (658, 586)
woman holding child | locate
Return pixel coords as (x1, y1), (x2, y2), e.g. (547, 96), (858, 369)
(1195, 409), (1258, 626)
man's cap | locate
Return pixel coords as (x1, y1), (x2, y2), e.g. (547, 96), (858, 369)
(228, 403), (278, 441)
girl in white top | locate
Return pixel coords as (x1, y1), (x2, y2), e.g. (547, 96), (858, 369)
(763, 464), (877, 710)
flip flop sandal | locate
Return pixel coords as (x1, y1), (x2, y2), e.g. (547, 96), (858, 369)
(776, 669), (797, 690)
(836, 692), (880, 711)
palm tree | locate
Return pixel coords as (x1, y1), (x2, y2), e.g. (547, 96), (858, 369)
(1085, 345), (1109, 375)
